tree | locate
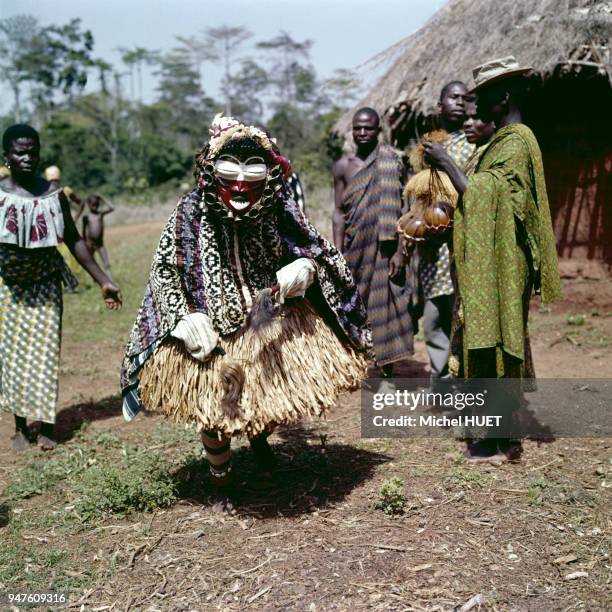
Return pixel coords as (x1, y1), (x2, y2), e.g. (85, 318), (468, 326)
(41, 116), (111, 191)
(118, 46), (158, 102)
(205, 26), (252, 115)
(71, 71), (128, 191)
(321, 68), (362, 110)
(256, 31), (314, 108)
(228, 59), (269, 124)
(175, 35), (217, 93)
(0, 15), (39, 121)
(154, 47), (218, 150)
(38, 18), (94, 97)
(0, 15), (95, 121)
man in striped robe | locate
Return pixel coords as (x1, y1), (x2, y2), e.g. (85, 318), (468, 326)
(333, 108), (414, 379)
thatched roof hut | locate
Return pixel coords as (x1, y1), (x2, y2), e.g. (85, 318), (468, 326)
(336, 0), (612, 267)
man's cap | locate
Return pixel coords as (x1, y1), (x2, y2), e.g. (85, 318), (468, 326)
(44, 165), (61, 181)
(470, 56), (532, 92)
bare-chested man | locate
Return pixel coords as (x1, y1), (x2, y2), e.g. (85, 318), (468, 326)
(333, 107), (414, 379)
(83, 194), (114, 281)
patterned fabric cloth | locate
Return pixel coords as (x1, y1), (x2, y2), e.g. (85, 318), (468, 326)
(341, 143), (414, 366)
(121, 188), (372, 419)
(0, 246), (63, 424)
(0, 187), (65, 248)
(418, 131), (474, 300)
(463, 143), (491, 177)
(453, 123), (561, 378)
(449, 143), (488, 378)
(288, 172), (306, 213)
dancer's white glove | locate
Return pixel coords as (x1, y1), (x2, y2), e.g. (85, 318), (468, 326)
(170, 312), (219, 362)
(276, 257), (316, 304)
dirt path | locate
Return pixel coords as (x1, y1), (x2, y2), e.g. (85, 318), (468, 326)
(0, 224), (610, 610)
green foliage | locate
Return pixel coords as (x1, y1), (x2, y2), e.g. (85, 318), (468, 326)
(527, 485), (545, 506)
(74, 451), (177, 520)
(5, 450), (90, 500)
(566, 313), (587, 326)
(374, 477), (407, 516)
(3, 427), (186, 522)
(204, 25), (252, 115)
(321, 68), (363, 110)
(0, 539), (79, 589)
(41, 116), (110, 190)
(229, 58), (268, 123)
(284, 109), (345, 193)
(0, 15), (94, 120)
(123, 131), (192, 186)
(94, 431), (122, 449)
(257, 31), (313, 108)
(448, 467), (495, 490)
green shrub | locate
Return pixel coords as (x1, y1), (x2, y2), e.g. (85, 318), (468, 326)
(74, 452), (177, 520)
(448, 466), (494, 490)
(374, 477), (406, 516)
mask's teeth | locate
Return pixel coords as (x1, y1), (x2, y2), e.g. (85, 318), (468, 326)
(230, 199), (250, 211)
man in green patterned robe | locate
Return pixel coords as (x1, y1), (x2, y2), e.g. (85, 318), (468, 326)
(424, 57), (561, 461)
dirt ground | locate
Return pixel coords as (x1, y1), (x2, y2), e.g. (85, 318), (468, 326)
(0, 223), (610, 611)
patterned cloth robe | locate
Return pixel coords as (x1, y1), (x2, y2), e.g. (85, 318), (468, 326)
(121, 188), (372, 419)
(452, 123), (561, 378)
(340, 143), (414, 366)
(417, 130), (475, 300)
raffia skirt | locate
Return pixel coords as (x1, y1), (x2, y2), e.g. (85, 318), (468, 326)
(139, 300), (368, 437)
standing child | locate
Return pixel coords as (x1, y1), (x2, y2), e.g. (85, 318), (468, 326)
(83, 194), (114, 281)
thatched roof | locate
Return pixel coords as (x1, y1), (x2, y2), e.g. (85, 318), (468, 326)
(335, 0), (612, 138)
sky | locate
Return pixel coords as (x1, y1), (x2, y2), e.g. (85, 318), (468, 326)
(0, 0), (446, 105)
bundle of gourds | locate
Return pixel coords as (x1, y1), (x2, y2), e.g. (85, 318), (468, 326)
(398, 130), (457, 247)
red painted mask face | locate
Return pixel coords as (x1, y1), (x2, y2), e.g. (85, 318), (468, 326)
(214, 155), (268, 214)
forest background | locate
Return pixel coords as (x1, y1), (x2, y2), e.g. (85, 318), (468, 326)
(0, 15), (363, 207)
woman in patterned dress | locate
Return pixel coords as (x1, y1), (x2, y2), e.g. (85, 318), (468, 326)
(0, 124), (122, 450)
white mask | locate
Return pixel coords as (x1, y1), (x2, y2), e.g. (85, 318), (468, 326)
(214, 156), (268, 183)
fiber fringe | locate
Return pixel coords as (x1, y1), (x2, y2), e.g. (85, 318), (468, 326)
(139, 301), (368, 437)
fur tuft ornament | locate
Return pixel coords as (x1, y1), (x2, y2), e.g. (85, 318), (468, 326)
(245, 286), (281, 331)
(219, 360), (245, 419)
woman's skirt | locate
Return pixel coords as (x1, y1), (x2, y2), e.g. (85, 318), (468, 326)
(139, 300), (368, 437)
(0, 248), (62, 424)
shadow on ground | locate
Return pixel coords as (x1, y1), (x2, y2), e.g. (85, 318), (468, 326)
(175, 424), (390, 519)
(0, 502), (10, 528)
(53, 395), (124, 442)
(367, 357), (430, 379)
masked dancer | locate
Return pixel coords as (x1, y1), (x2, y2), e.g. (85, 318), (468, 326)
(121, 116), (371, 506)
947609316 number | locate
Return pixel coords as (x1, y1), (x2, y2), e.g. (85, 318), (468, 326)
(0, 592), (68, 606)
